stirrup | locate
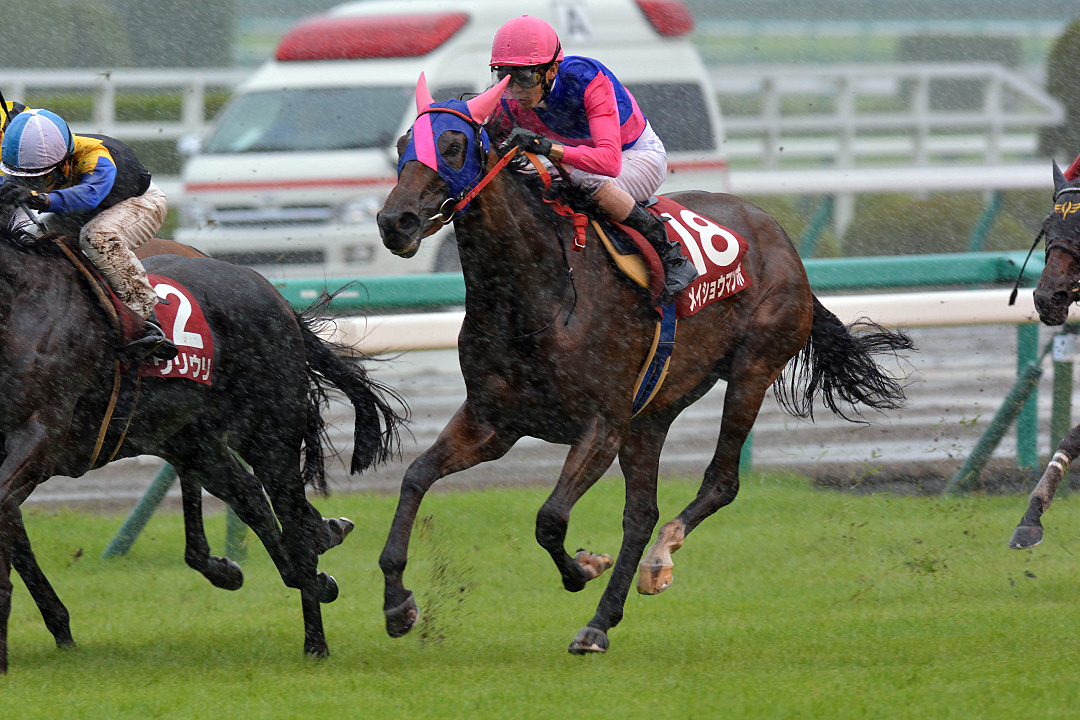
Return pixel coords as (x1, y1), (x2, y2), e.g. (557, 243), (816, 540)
(124, 317), (178, 362)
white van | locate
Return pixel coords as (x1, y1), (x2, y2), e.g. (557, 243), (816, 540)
(177, 0), (728, 276)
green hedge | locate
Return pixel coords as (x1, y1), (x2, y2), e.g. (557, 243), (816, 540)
(752, 190), (1045, 257)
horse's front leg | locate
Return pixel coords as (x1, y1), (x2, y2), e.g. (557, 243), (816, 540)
(535, 416), (624, 594)
(0, 416), (66, 673)
(11, 507), (73, 647)
(379, 402), (518, 638)
(1010, 425), (1080, 548)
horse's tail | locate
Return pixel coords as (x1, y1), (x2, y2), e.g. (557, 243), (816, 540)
(294, 305), (407, 490)
(773, 295), (914, 422)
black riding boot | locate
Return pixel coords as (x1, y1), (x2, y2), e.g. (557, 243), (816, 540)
(124, 312), (179, 362)
(623, 204), (699, 305)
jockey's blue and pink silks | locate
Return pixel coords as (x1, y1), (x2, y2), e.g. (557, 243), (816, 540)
(0, 108), (73, 176)
(397, 73), (509, 212)
(491, 56), (647, 178)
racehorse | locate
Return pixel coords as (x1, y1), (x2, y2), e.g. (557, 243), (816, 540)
(375, 77), (913, 654)
(0, 204), (405, 672)
(1011, 161), (1080, 549)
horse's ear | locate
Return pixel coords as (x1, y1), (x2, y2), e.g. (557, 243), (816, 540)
(466, 76), (510, 124)
(1054, 159), (1067, 191)
(415, 72), (435, 113)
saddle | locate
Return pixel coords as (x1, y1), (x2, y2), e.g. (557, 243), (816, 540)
(515, 154), (752, 319)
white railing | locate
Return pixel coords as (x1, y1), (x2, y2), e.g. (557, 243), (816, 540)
(0, 69), (249, 141)
(712, 63), (1063, 167)
(0, 62), (1062, 169)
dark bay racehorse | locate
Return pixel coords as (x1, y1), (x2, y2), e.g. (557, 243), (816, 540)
(0, 207), (404, 672)
(1011, 161), (1080, 549)
(375, 78), (912, 654)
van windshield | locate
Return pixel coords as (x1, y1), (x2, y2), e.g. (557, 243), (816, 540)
(204, 86), (413, 153)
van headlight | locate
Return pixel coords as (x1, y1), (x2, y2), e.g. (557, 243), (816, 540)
(339, 194), (383, 225)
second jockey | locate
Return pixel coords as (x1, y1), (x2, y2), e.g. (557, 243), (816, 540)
(0, 108), (177, 361)
(488, 15), (698, 305)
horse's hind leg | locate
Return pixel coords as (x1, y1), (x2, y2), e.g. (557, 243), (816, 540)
(11, 508), (73, 647)
(638, 352), (781, 596)
(1011, 425), (1080, 548)
(568, 416), (667, 655)
(535, 416), (624, 594)
(245, 443), (345, 658)
(178, 474), (243, 591)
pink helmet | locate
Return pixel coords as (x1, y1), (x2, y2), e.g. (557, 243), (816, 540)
(490, 15), (563, 67)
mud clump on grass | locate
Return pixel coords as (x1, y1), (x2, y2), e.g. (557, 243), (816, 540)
(415, 514), (475, 645)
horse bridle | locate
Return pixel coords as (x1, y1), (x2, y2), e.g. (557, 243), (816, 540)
(1009, 186), (1080, 305)
(1045, 186), (1080, 263)
(413, 106), (492, 227)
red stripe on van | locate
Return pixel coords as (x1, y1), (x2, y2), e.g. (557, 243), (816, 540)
(184, 159), (728, 194)
(184, 176), (398, 193)
(667, 158), (728, 172)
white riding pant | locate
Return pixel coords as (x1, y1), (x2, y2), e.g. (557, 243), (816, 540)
(39, 182), (168, 319)
(568, 122), (668, 202)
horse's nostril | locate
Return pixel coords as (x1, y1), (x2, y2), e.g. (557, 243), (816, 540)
(396, 212), (420, 236)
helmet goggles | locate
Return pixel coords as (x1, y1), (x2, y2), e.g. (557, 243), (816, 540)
(492, 65), (545, 90)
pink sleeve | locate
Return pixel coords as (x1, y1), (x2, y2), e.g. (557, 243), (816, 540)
(1066, 151), (1080, 181)
(559, 74), (623, 177)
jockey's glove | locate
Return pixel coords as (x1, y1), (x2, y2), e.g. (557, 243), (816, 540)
(0, 184), (49, 211)
(506, 127), (553, 157)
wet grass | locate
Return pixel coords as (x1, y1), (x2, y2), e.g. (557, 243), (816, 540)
(3, 474), (1080, 718)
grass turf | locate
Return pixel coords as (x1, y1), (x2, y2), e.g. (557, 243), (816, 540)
(2, 474), (1079, 718)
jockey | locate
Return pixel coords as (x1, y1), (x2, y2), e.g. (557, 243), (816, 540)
(489, 15), (698, 305)
(0, 108), (177, 360)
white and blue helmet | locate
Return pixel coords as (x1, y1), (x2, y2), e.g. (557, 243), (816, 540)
(0, 108), (73, 177)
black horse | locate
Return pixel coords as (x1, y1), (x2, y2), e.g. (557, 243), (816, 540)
(1011, 161), (1080, 549)
(376, 78), (912, 654)
(0, 206), (405, 672)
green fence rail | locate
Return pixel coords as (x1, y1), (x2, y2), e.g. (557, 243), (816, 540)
(271, 251), (1043, 312)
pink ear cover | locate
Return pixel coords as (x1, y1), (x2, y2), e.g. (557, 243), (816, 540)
(466, 75), (511, 124)
(415, 71), (435, 113)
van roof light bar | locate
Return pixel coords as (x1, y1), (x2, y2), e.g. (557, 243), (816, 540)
(276, 12), (470, 62)
(635, 0), (694, 37)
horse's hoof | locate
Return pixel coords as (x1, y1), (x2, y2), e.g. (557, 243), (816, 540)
(304, 642), (330, 660)
(317, 572), (339, 604)
(568, 626), (609, 655)
(324, 517), (355, 551)
(385, 592), (418, 638)
(56, 637), (77, 649)
(207, 556), (244, 591)
(1009, 525), (1044, 549)
(574, 550), (614, 580)
(637, 560), (674, 595)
